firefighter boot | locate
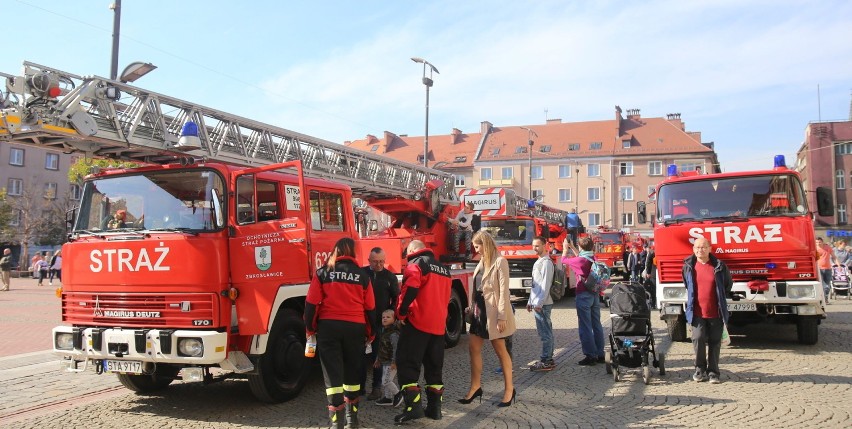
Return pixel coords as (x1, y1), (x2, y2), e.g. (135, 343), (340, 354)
(344, 396), (360, 429)
(328, 403), (345, 429)
(394, 385), (424, 424)
(424, 386), (444, 420)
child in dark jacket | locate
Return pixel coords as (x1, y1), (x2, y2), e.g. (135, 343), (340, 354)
(374, 309), (402, 406)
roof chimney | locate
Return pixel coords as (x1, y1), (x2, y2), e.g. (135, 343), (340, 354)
(626, 109), (641, 120)
(615, 105), (623, 137)
(451, 128), (462, 144)
(481, 121), (493, 135)
(546, 118), (562, 124)
(666, 113), (685, 130)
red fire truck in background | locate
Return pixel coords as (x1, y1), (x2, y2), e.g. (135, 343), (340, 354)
(0, 62), (472, 402)
(580, 226), (646, 279)
(459, 188), (569, 299)
(639, 156), (833, 345)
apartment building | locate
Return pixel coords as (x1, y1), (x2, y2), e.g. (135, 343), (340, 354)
(796, 116), (852, 235)
(346, 106), (719, 236)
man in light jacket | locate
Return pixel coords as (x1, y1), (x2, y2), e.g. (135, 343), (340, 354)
(527, 236), (555, 371)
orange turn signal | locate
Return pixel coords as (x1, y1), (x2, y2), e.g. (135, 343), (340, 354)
(55, 287), (63, 298)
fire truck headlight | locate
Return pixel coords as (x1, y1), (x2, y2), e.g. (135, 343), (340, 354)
(55, 332), (74, 350)
(663, 287), (687, 300)
(788, 285), (815, 299)
(178, 338), (204, 357)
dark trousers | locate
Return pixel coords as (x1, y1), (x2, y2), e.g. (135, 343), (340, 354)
(361, 326), (382, 393)
(691, 315), (723, 375)
(396, 322), (444, 388)
(317, 320), (366, 405)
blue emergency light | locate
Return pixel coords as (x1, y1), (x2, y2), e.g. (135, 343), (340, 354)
(773, 155), (786, 169)
(667, 164), (678, 177)
(765, 262), (777, 269)
(177, 121), (202, 150)
(527, 200), (536, 209)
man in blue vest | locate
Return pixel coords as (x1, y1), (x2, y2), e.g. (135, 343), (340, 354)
(565, 209), (582, 246)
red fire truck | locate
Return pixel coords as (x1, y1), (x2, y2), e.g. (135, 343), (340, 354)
(459, 188), (569, 299)
(639, 156), (833, 345)
(0, 62), (472, 402)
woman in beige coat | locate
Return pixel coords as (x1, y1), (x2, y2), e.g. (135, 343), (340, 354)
(458, 230), (516, 407)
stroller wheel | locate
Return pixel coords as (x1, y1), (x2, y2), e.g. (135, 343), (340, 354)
(612, 367), (619, 382)
(604, 350), (612, 375)
(642, 366), (651, 385)
(658, 353), (666, 376)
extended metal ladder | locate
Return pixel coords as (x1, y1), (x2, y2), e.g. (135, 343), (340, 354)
(511, 193), (568, 225)
(0, 61), (456, 203)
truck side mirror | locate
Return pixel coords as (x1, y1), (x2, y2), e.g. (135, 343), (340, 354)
(637, 201), (647, 224)
(815, 187), (834, 217)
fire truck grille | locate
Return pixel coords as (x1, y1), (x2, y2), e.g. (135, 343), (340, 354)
(659, 256), (816, 283)
(62, 292), (218, 328)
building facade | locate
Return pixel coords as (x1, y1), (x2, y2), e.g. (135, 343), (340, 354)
(796, 118), (852, 236)
(346, 106), (720, 236)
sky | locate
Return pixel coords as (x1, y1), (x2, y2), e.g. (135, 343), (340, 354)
(2, 0), (851, 173)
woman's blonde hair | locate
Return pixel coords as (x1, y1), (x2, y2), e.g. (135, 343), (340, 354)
(473, 230), (498, 268)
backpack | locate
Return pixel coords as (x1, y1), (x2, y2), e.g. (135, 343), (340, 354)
(580, 255), (611, 294)
(549, 260), (566, 302)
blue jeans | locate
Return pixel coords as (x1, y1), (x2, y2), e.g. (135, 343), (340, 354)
(534, 305), (554, 362)
(820, 269), (832, 298)
(575, 291), (605, 358)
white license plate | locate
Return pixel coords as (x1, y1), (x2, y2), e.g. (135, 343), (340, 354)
(105, 360), (143, 374)
(727, 302), (757, 312)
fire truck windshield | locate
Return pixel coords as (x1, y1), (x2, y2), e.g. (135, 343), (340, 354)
(657, 174), (807, 222)
(481, 219), (536, 245)
(75, 169), (226, 233)
(597, 232), (622, 245)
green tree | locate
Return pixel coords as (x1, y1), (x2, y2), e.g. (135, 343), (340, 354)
(68, 158), (142, 184)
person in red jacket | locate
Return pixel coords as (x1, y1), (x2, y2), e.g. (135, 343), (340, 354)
(394, 240), (452, 423)
(304, 237), (376, 429)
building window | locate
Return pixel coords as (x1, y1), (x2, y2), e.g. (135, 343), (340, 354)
(454, 175), (465, 188)
(619, 162), (633, 176)
(10, 210), (21, 226)
(515, 146), (527, 154)
(588, 187), (601, 201)
(10, 148), (25, 166)
(539, 145), (552, 153)
(679, 161), (701, 172)
(532, 189), (544, 200)
(619, 186), (634, 201)
(70, 184), (83, 200)
(622, 212), (634, 227)
(558, 165), (572, 178)
(568, 144), (580, 151)
(45, 153), (60, 170)
(622, 139), (632, 148)
(531, 166), (543, 180)
(491, 148), (500, 156)
(480, 168), (492, 181)
(370, 145), (379, 152)
(837, 170), (846, 190)
(588, 213), (600, 227)
(501, 167), (513, 180)
(454, 156), (467, 163)
(648, 185), (656, 201)
(7, 178), (23, 196)
(44, 182), (58, 199)
(587, 164), (600, 177)
(648, 161), (662, 176)
(836, 142), (852, 155)
(839, 204), (848, 224)
(559, 188), (572, 202)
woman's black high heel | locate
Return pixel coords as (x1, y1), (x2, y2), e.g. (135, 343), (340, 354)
(458, 387), (483, 404)
(496, 389), (516, 407)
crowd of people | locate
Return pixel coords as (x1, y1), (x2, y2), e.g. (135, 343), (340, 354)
(816, 236), (851, 303)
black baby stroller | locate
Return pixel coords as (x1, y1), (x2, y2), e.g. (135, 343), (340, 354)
(830, 265), (851, 300)
(605, 281), (665, 384)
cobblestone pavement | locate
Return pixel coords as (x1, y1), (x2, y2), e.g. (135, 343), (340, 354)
(2, 276), (851, 428)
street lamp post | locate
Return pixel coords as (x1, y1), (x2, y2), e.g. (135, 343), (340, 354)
(411, 57), (439, 168)
(520, 127), (537, 200)
(109, 0), (121, 80)
(593, 176), (607, 227)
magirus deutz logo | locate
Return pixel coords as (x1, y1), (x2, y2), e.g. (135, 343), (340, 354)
(255, 246), (272, 271)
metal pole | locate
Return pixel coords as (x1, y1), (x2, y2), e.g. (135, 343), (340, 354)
(575, 167), (580, 212)
(110, 0), (121, 80)
(424, 83), (430, 167)
(603, 182), (607, 227)
(528, 137), (533, 200)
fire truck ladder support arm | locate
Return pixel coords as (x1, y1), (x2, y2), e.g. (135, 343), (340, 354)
(0, 61), (457, 203)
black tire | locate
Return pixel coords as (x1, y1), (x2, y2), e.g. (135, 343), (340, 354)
(116, 363), (179, 393)
(642, 366), (651, 385)
(604, 350), (612, 375)
(666, 317), (687, 342)
(658, 353), (666, 376)
(444, 288), (464, 348)
(248, 308), (313, 403)
(796, 316), (819, 345)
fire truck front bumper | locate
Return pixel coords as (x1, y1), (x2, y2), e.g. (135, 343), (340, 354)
(52, 326), (228, 367)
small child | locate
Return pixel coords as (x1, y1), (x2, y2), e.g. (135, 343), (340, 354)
(374, 309), (402, 406)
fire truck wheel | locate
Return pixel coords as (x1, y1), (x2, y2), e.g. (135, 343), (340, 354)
(796, 316), (819, 345)
(666, 317), (687, 342)
(444, 288), (464, 348)
(116, 364), (179, 393)
(249, 308), (312, 403)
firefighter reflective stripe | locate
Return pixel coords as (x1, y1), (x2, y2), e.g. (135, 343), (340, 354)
(326, 386), (344, 395)
(343, 383), (360, 393)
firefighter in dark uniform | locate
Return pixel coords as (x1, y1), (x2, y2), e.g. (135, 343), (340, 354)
(394, 240), (452, 424)
(305, 238), (376, 429)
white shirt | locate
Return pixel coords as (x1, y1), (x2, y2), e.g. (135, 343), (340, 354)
(530, 255), (554, 307)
